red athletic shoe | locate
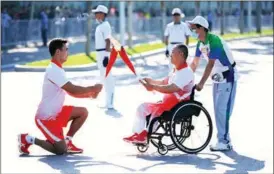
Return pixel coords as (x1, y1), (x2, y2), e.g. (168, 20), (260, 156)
(18, 134), (31, 155)
(132, 130), (148, 144)
(67, 140), (83, 153)
(123, 133), (138, 143)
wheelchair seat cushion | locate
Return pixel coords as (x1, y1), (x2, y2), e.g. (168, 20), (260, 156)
(160, 100), (203, 121)
(144, 93), (180, 117)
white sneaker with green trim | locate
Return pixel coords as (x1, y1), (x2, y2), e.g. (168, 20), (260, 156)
(210, 142), (232, 151)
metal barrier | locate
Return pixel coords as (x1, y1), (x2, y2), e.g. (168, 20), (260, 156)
(1, 15), (273, 47)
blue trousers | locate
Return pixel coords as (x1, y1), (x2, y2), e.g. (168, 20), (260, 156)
(213, 82), (237, 144)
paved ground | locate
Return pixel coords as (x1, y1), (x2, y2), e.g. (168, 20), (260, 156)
(1, 37), (273, 173)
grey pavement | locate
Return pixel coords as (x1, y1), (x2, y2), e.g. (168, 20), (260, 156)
(1, 37), (273, 173)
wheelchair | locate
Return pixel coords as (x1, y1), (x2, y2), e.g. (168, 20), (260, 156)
(135, 86), (213, 155)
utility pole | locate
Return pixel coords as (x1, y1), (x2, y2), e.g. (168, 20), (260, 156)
(220, 2), (224, 35)
(119, 1), (126, 46)
(239, 1), (244, 34)
(256, 1), (262, 33)
(85, 1), (92, 57)
(161, 1), (166, 42)
(247, 1), (252, 32)
(127, 1), (133, 48)
(195, 1), (201, 15)
(30, 1), (35, 20)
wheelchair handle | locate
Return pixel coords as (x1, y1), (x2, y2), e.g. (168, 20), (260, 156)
(190, 85), (196, 100)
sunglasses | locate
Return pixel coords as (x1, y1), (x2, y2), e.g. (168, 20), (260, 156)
(59, 47), (68, 52)
(190, 25), (201, 32)
(173, 14), (181, 16)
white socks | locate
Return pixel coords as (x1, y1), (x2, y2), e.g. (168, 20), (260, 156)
(65, 136), (72, 144)
(26, 135), (35, 144)
(25, 135), (73, 144)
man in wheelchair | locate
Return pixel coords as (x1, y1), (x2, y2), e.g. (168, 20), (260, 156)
(123, 44), (194, 144)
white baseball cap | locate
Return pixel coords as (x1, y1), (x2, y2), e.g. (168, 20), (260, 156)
(187, 16), (209, 29)
(92, 5), (108, 14)
(172, 8), (182, 15)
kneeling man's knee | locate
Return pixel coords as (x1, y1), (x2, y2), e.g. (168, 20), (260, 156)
(54, 141), (67, 155)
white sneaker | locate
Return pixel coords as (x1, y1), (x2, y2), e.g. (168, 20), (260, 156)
(210, 142), (232, 151)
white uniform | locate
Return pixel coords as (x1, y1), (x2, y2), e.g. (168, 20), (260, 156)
(36, 62), (69, 120)
(95, 21), (115, 108)
(164, 22), (192, 72)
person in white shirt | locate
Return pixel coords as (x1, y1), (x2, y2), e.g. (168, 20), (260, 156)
(92, 5), (115, 109)
(1, 8), (12, 45)
(164, 8), (192, 72)
(123, 45), (194, 144)
(18, 38), (103, 155)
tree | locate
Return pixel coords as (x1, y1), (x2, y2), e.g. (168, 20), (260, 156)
(247, 1), (252, 32)
(220, 2), (224, 35)
(256, 1), (262, 33)
(195, 1), (201, 15)
(273, 1), (274, 15)
(85, 1), (92, 58)
(239, 1), (244, 34)
(30, 1), (35, 20)
(228, 1), (232, 15)
(207, 1), (211, 12)
(127, 1), (133, 49)
(161, 1), (166, 42)
(119, 1), (126, 45)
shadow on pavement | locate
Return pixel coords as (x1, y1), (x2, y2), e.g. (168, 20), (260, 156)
(20, 154), (136, 173)
(232, 39), (273, 56)
(215, 150), (265, 174)
(250, 39), (274, 48)
(1, 35), (160, 66)
(19, 149), (265, 173)
(232, 48), (273, 56)
(128, 149), (265, 173)
(128, 152), (221, 171)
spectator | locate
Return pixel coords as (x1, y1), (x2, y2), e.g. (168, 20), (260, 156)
(40, 8), (49, 47)
(207, 10), (213, 31)
(1, 8), (12, 45)
(48, 6), (55, 19)
(164, 8), (192, 72)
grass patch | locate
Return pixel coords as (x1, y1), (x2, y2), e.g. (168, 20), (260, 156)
(27, 52), (96, 67)
(221, 29), (273, 40)
(126, 42), (165, 55)
(26, 43), (166, 67)
(26, 29), (273, 67)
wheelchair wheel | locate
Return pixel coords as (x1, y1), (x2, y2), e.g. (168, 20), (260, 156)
(148, 117), (179, 151)
(157, 144), (168, 155)
(170, 101), (213, 154)
(137, 144), (149, 153)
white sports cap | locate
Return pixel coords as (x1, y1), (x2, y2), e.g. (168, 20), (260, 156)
(172, 8), (182, 15)
(92, 5), (108, 14)
(187, 16), (209, 29)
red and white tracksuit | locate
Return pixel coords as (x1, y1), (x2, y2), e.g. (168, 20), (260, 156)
(35, 60), (73, 144)
(132, 63), (194, 134)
